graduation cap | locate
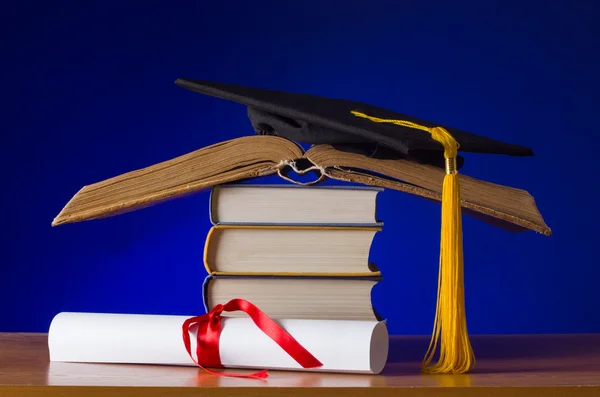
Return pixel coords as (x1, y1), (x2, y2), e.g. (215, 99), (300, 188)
(175, 78), (533, 168)
(174, 79), (543, 374)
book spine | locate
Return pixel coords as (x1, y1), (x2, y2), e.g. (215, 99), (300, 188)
(208, 187), (217, 226)
(202, 227), (218, 275)
(375, 190), (382, 225)
(201, 275), (212, 314)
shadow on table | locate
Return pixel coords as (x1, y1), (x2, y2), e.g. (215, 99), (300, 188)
(388, 334), (600, 362)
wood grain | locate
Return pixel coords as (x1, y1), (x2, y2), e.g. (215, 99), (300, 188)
(1, 333), (599, 396)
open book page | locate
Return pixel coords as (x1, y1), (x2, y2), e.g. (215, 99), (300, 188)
(306, 145), (550, 236)
(52, 136), (301, 226)
(52, 136), (550, 236)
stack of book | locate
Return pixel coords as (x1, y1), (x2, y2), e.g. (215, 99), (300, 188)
(202, 184), (385, 323)
(48, 183), (390, 374)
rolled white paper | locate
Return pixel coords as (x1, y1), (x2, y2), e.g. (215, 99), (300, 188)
(48, 312), (389, 374)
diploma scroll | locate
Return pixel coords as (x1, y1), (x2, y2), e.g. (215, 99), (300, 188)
(49, 312), (389, 374)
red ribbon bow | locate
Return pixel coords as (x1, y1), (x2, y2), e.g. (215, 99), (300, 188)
(182, 298), (323, 379)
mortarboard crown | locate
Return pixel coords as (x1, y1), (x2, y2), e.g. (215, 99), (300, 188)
(175, 79), (534, 167)
(53, 78), (551, 375)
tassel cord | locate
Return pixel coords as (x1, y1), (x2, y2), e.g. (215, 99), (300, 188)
(350, 110), (475, 374)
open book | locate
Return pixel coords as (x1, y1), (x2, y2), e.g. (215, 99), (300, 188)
(52, 135), (551, 236)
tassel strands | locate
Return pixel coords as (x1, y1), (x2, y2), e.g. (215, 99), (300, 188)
(421, 155), (474, 373)
(350, 111), (475, 374)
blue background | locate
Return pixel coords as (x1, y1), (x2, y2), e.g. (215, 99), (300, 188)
(2, 1), (599, 335)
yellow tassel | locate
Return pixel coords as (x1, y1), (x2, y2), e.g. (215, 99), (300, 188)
(350, 111), (475, 374)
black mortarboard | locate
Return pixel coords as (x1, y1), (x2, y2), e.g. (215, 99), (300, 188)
(174, 78), (533, 169)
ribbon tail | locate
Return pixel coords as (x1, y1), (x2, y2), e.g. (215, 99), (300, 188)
(224, 299), (323, 368)
(196, 364), (269, 380)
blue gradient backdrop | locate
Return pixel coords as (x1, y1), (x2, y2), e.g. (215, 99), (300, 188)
(2, 1), (599, 334)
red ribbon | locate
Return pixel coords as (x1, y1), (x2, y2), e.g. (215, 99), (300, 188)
(182, 298), (323, 379)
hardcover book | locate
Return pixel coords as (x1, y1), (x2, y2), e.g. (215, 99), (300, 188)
(209, 184), (383, 227)
(52, 135), (550, 237)
(201, 275), (383, 322)
(203, 225), (381, 277)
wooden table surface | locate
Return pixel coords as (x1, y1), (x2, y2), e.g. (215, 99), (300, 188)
(0, 333), (599, 396)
